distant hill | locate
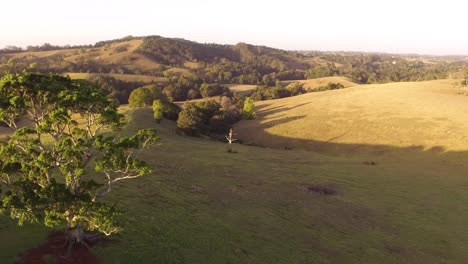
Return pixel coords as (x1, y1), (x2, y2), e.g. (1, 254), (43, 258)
(0, 36), (308, 80)
(1, 35), (465, 86)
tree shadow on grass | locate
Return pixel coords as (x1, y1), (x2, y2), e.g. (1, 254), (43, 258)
(233, 103), (458, 160)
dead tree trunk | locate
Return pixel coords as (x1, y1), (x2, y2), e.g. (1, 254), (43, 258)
(226, 128), (237, 153)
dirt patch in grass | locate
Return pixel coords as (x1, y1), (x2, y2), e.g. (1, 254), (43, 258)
(16, 231), (99, 264)
(305, 184), (337, 195)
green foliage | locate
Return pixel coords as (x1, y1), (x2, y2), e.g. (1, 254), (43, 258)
(199, 83), (229, 98)
(152, 99), (180, 121)
(162, 76), (202, 101)
(306, 63), (339, 79)
(232, 92), (247, 109)
(187, 88), (201, 100)
(242, 97), (256, 120)
(313, 82), (345, 92)
(285, 82), (306, 96)
(251, 86), (290, 101)
(161, 101), (181, 121)
(87, 74), (151, 105)
(0, 72), (159, 236)
(177, 100), (240, 136)
(129, 85), (165, 107)
(153, 100), (164, 122)
(177, 103), (205, 136)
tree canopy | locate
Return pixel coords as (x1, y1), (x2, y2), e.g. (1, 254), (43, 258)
(242, 97), (256, 120)
(0, 72), (159, 241)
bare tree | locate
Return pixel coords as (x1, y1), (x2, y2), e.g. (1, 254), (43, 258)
(225, 128), (237, 153)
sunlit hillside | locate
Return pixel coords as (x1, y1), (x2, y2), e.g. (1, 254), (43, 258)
(235, 79), (468, 154)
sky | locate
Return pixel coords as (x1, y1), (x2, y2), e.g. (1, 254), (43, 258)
(1, 0), (467, 55)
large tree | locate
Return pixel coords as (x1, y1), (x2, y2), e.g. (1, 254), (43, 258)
(0, 72), (159, 248)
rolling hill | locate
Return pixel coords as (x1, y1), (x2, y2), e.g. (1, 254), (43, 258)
(3, 105), (468, 263)
(1, 35), (463, 89)
(234, 79), (467, 154)
(2, 36), (468, 263)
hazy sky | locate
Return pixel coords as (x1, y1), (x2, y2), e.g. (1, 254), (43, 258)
(1, 0), (467, 55)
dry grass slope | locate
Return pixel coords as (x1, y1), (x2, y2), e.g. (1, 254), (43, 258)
(235, 79), (468, 153)
(225, 84), (257, 93)
(65, 72), (168, 84)
(282, 76), (357, 90)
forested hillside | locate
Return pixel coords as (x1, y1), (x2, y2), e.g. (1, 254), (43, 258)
(0, 35), (466, 106)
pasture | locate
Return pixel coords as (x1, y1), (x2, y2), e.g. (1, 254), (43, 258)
(2, 91), (468, 262)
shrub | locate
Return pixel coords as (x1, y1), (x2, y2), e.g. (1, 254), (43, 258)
(242, 97), (256, 119)
(152, 100), (164, 123)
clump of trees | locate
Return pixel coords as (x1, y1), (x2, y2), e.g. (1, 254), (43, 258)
(285, 82), (307, 96)
(306, 63), (339, 79)
(176, 98), (241, 136)
(250, 82), (306, 101)
(87, 75), (151, 105)
(152, 99), (180, 122)
(305, 55), (450, 84)
(312, 82), (345, 92)
(162, 76), (203, 101)
(200, 83), (230, 98)
(251, 85), (290, 101)
(0, 72), (159, 248)
(129, 85), (165, 107)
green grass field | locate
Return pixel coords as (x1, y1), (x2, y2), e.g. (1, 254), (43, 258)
(2, 97), (468, 263)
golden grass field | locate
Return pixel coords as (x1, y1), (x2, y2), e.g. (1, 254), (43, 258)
(225, 84), (257, 93)
(65, 72), (168, 83)
(8, 39), (165, 73)
(235, 79), (468, 154)
(282, 76), (357, 91)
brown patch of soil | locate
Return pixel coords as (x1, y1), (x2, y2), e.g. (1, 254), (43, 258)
(16, 231), (99, 264)
(305, 185), (337, 195)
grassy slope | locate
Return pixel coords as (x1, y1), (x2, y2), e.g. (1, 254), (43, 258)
(65, 72), (168, 83)
(282, 76), (357, 91)
(226, 84), (257, 93)
(235, 79), (467, 153)
(2, 103), (468, 263)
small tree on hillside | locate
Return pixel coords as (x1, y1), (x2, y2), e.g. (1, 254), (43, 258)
(242, 97), (256, 120)
(153, 99), (164, 123)
(0, 72), (159, 249)
(225, 128), (237, 153)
